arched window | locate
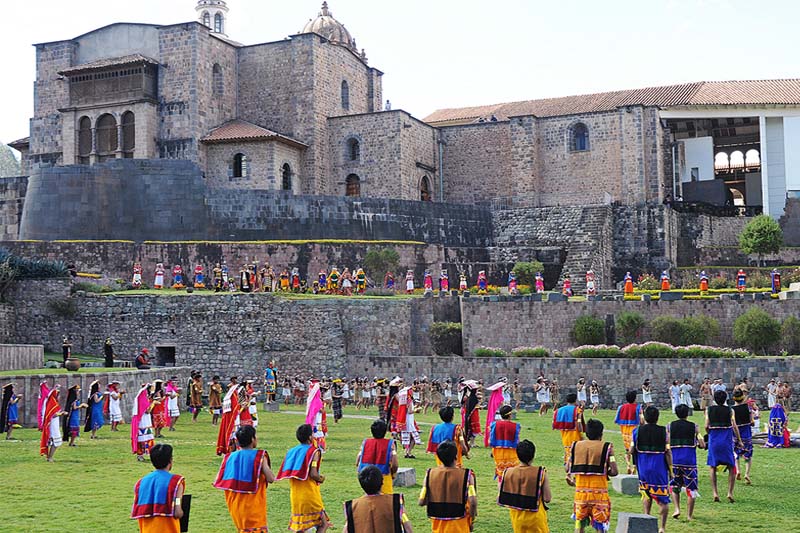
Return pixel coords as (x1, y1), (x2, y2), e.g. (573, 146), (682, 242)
(212, 64), (224, 97)
(745, 149), (760, 169)
(570, 123), (589, 151)
(420, 176), (432, 202)
(78, 116), (92, 164)
(214, 13), (224, 33)
(341, 80), (350, 111)
(730, 188), (745, 206)
(282, 163), (293, 191)
(202, 11), (211, 28)
(347, 138), (360, 161)
(714, 152), (730, 171)
(233, 153), (247, 178)
(121, 111), (135, 158)
(345, 174), (361, 197)
(729, 150), (745, 169)
(96, 114), (118, 162)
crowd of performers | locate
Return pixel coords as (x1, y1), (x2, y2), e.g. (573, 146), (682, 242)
(1, 369), (795, 533)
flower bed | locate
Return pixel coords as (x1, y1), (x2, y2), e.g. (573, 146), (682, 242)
(472, 346), (508, 357)
(569, 342), (748, 358)
(511, 346), (550, 357)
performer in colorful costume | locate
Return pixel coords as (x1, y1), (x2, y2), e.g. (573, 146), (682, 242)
(213, 263), (223, 292)
(64, 384), (84, 446)
(165, 378), (181, 431)
(765, 401), (787, 448)
(660, 270), (670, 291)
(405, 270), (415, 294)
(172, 265), (185, 289)
(489, 405), (521, 480)
(508, 271), (519, 296)
(265, 265), (276, 292)
(706, 390), (741, 502)
(150, 380), (170, 438)
(732, 390), (754, 484)
(84, 380), (105, 439)
(193, 265), (205, 289)
(737, 269), (747, 292)
(459, 272), (468, 293)
(484, 378), (507, 448)
(276, 424), (331, 533)
(439, 269), (449, 293)
(384, 271), (395, 290)
(318, 271), (328, 293)
(131, 383), (155, 461)
(384, 377), (403, 436)
(356, 418), (398, 494)
(208, 376), (223, 425)
(669, 404), (702, 521)
(40, 384), (65, 461)
(1, 382), (21, 440)
(614, 390), (642, 474)
(216, 383), (242, 456)
(153, 263), (165, 289)
(356, 268), (367, 294)
(396, 384), (421, 458)
(328, 267), (340, 294)
(419, 441), (477, 533)
(132, 262), (143, 289)
(699, 271), (709, 293)
(476, 270), (488, 295)
(344, 465), (412, 533)
(214, 425), (275, 533)
(423, 270), (433, 295)
(585, 270), (596, 297)
(553, 393), (583, 466)
(460, 380), (482, 448)
(264, 362), (277, 404)
(221, 263), (230, 290)
(291, 268), (301, 292)
(306, 380), (328, 451)
(427, 406), (470, 468)
(771, 269), (782, 294)
(529, 272), (543, 295)
(497, 439), (551, 533)
(239, 266), (252, 292)
(562, 275), (573, 297)
(623, 272), (634, 295)
(567, 420), (618, 533)
(131, 443), (185, 533)
(632, 407), (672, 532)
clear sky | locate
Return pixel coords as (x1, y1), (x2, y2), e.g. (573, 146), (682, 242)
(3, 0), (799, 149)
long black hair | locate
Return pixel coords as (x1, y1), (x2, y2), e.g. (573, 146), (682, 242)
(0, 383), (13, 431)
(84, 381), (100, 433)
(63, 385), (79, 437)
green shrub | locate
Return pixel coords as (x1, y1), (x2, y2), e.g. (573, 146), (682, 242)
(512, 261), (545, 286)
(616, 311), (645, 345)
(363, 247), (400, 279)
(650, 316), (684, 345)
(637, 274), (660, 291)
(0, 248), (69, 280)
(428, 322), (463, 356)
(47, 298), (78, 318)
(739, 214), (783, 265)
(511, 346), (549, 357)
(733, 307), (781, 354)
(681, 315), (720, 345)
(675, 345), (748, 358)
(569, 345), (621, 358)
(747, 272), (770, 289)
(473, 347), (507, 357)
(72, 281), (105, 294)
(709, 276), (730, 289)
(782, 316), (800, 354)
(622, 342), (674, 358)
(572, 315), (606, 345)
(680, 276), (700, 289)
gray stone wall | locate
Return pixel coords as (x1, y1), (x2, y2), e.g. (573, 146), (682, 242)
(0, 367), (192, 428)
(352, 355), (799, 409)
(205, 141), (303, 190)
(678, 212), (753, 266)
(0, 176), (28, 240)
(460, 298), (798, 356)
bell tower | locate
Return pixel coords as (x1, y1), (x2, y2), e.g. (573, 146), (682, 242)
(196, 0), (229, 37)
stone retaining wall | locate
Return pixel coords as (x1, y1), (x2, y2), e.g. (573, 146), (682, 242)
(351, 355), (799, 408)
(0, 344), (44, 371)
(0, 367), (192, 427)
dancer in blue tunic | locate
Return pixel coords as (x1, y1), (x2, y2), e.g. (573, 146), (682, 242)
(731, 390), (754, 484)
(705, 390), (742, 502)
(84, 380), (106, 439)
(633, 406), (672, 533)
(764, 402), (788, 448)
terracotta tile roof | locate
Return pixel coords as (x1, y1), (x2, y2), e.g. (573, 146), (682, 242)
(58, 54), (159, 76)
(424, 79), (800, 125)
(201, 120), (307, 148)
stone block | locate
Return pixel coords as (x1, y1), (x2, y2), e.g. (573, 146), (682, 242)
(640, 294), (651, 302)
(525, 405), (538, 413)
(530, 293), (542, 302)
(659, 291), (683, 301)
(789, 282), (800, 292)
(615, 512), (658, 533)
(611, 475), (640, 496)
(263, 402), (280, 412)
(393, 467), (416, 488)
(548, 293), (567, 302)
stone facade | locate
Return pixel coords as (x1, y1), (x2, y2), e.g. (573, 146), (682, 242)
(0, 177), (28, 240)
(205, 140), (303, 190)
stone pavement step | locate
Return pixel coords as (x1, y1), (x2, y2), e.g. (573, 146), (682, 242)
(615, 512), (658, 533)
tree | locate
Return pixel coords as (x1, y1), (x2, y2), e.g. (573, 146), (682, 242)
(738, 215), (783, 266)
(512, 261), (545, 286)
(363, 247), (400, 278)
(733, 307), (781, 355)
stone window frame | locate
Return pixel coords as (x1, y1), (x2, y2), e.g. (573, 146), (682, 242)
(212, 63), (224, 98)
(96, 113), (118, 162)
(202, 11), (211, 28)
(419, 175), (433, 202)
(231, 152), (248, 179)
(214, 12), (224, 33)
(77, 116), (92, 164)
(567, 121), (590, 153)
(345, 135), (361, 162)
(341, 80), (350, 111)
(121, 111), (136, 158)
(345, 173), (361, 197)
(281, 162), (294, 192)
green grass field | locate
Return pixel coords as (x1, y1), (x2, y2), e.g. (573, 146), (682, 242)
(0, 406), (797, 532)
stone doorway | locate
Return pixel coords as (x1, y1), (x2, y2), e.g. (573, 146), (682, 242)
(155, 346), (176, 366)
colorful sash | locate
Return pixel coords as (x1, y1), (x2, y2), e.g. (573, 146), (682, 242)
(489, 420), (520, 449)
(277, 443), (318, 481)
(358, 438), (393, 475)
(213, 449), (269, 493)
(615, 403), (641, 426)
(131, 470), (184, 519)
(427, 423), (457, 453)
(552, 405), (578, 430)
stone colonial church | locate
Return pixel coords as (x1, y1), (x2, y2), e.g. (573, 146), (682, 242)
(8, 0), (800, 239)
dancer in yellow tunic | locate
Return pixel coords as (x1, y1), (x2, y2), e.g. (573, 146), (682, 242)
(277, 424), (331, 533)
(131, 444), (185, 533)
(553, 393), (584, 468)
(419, 440), (477, 533)
(498, 439), (551, 533)
(489, 405), (521, 480)
(567, 420), (619, 533)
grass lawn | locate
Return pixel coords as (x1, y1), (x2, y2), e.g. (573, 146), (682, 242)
(0, 406), (797, 532)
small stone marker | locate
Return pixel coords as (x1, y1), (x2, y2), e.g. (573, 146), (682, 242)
(394, 467), (416, 488)
(660, 291), (683, 301)
(548, 293), (567, 302)
(611, 474), (640, 496)
(263, 402), (280, 412)
(615, 512), (658, 533)
(525, 405), (538, 413)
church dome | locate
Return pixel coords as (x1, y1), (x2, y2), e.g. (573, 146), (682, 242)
(301, 2), (357, 53)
